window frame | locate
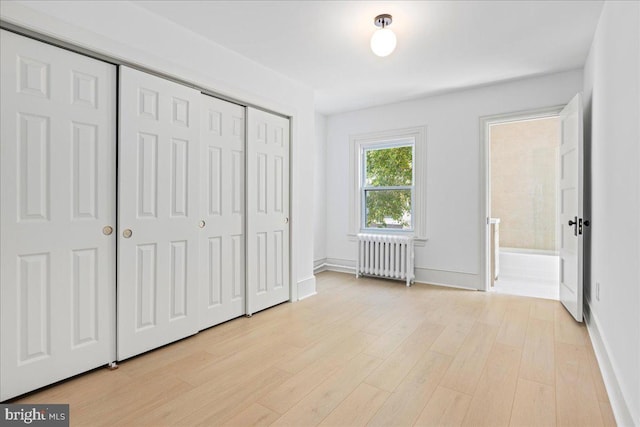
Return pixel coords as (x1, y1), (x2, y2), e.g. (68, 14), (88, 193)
(360, 140), (415, 231)
(348, 126), (427, 244)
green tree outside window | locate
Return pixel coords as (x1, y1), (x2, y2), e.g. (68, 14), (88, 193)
(363, 145), (413, 229)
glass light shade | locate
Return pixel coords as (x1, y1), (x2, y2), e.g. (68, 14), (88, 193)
(370, 28), (397, 57)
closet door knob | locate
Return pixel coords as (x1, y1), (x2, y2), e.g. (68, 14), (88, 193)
(102, 226), (113, 236)
(284, 217), (289, 224)
(199, 220), (206, 228)
(123, 229), (133, 238)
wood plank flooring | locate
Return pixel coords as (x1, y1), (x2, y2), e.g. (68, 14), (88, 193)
(14, 271), (613, 426)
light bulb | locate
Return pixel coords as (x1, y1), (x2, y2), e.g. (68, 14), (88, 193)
(370, 28), (397, 57)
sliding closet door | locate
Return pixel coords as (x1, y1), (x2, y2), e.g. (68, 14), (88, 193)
(199, 95), (245, 329)
(118, 67), (200, 360)
(0, 30), (116, 400)
(246, 108), (290, 315)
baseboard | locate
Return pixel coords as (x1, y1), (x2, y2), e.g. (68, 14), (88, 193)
(584, 303), (636, 426)
(322, 258), (481, 291)
(414, 267), (481, 290)
(324, 258), (356, 274)
(313, 258), (327, 274)
(296, 276), (317, 301)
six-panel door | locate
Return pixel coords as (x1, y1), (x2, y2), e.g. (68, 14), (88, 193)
(246, 108), (291, 315)
(199, 95), (246, 329)
(0, 30), (117, 401)
(117, 67), (201, 360)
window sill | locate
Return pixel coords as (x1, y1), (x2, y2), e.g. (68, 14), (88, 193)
(347, 233), (428, 247)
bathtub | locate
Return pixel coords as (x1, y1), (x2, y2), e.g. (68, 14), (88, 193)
(498, 249), (559, 281)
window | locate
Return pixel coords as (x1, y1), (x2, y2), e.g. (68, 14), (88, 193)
(349, 126), (427, 242)
(362, 143), (414, 230)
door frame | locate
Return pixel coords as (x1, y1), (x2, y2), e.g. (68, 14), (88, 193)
(479, 105), (564, 292)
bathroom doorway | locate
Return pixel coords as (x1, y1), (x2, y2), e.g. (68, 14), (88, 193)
(484, 109), (561, 300)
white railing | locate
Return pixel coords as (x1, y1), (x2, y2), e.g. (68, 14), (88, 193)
(356, 233), (415, 286)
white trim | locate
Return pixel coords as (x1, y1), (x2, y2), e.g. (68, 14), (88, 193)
(349, 126), (427, 240)
(414, 267), (480, 291)
(296, 276), (317, 301)
(584, 304), (636, 427)
(324, 258), (356, 274)
(289, 116), (297, 304)
(479, 106), (564, 292)
(313, 258), (327, 274)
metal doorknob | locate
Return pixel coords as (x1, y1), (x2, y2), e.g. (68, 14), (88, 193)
(123, 229), (133, 238)
(102, 226), (113, 236)
(199, 220), (206, 228)
(284, 217), (289, 224)
(568, 216), (578, 236)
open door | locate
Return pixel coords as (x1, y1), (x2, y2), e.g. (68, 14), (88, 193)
(559, 93), (585, 322)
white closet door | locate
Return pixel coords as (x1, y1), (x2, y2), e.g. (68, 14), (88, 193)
(118, 67), (200, 360)
(199, 95), (245, 329)
(0, 30), (116, 401)
(246, 108), (290, 315)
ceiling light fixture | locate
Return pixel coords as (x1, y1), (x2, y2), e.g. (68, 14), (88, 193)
(370, 14), (397, 57)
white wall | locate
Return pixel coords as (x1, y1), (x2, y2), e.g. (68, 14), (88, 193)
(314, 113), (327, 270)
(325, 70), (583, 289)
(0, 0), (317, 299)
(582, 2), (640, 425)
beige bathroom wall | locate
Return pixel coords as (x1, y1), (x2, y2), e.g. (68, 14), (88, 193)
(490, 117), (559, 251)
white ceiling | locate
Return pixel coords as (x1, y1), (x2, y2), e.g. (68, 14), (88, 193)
(134, 0), (603, 115)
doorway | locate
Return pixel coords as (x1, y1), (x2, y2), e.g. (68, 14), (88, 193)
(483, 109), (562, 300)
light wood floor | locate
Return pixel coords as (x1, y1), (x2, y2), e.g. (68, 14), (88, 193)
(16, 271), (614, 426)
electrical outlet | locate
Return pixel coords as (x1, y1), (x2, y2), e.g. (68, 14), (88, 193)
(596, 282), (600, 301)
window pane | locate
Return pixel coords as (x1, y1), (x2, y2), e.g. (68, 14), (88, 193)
(365, 145), (413, 187)
(365, 189), (412, 229)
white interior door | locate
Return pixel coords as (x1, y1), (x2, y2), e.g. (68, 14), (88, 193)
(199, 94), (245, 329)
(246, 108), (290, 315)
(559, 93), (584, 322)
(0, 30), (116, 400)
(118, 66), (200, 360)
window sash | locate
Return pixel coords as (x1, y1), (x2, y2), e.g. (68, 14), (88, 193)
(361, 188), (415, 231)
(360, 143), (415, 231)
(362, 142), (414, 189)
